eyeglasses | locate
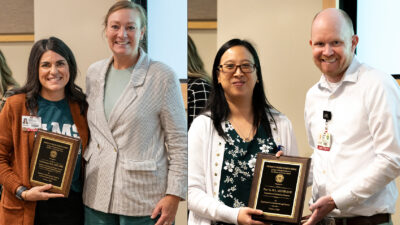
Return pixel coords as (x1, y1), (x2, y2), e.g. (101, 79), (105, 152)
(218, 63), (256, 74)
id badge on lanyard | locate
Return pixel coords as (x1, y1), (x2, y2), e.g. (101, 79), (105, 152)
(317, 110), (332, 151)
(22, 116), (41, 131)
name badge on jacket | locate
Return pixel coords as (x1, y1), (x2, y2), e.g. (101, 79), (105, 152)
(22, 116), (41, 131)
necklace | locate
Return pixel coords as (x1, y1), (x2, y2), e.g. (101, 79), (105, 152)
(229, 119), (254, 142)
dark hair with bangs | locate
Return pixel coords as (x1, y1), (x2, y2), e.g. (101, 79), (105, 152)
(205, 38), (276, 139)
(13, 37), (87, 114)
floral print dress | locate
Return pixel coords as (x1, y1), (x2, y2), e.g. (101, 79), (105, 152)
(216, 121), (278, 225)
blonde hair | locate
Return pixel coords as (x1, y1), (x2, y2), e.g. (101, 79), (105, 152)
(0, 49), (18, 96)
(104, 1), (147, 50)
(188, 35), (211, 83)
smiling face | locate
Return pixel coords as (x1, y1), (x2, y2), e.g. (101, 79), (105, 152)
(105, 8), (145, 58)
(39, 50), (70, 100)
(217, 45), (257, 102)
(310, 9), (358, 82)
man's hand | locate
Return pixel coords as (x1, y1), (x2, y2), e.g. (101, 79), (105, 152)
(151, 195), (180, 225)
(302, 196), (336, 225)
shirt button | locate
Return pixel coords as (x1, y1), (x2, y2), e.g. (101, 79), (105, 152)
(214, 182), (217, 186)
(216, 153), (220, 157)
(97, 144), (100, 149)
(114, 148), (117, 152)
(323, 170), (326, 174)
(213, 192), (216, 196)
(218, 142), (221, 146)
(214, 173), (218, 176)
(215, 163), (218, 166)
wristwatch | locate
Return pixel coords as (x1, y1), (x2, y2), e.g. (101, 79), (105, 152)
(15, 186), (27, 200)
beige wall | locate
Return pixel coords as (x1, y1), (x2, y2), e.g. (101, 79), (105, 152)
(218, 0), (320, 165)
(34, 0), (114, 91)
(0, 0), (113, 90)
(0, 42), (32, 86)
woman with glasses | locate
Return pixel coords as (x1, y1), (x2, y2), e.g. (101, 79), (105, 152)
(188, 39), (298, 225)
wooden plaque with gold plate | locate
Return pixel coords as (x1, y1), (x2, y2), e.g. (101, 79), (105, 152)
(248, 154), (311, 224)
(29, 129), (80, 197)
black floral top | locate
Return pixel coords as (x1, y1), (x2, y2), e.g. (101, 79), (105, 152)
(216, 121), (278, 225)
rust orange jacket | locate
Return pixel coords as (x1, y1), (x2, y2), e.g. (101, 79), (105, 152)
(0, 94), (89, 225)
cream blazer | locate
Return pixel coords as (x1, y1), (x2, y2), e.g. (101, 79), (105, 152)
(83, 49), (187, 216)
(188, 111), (299, 225)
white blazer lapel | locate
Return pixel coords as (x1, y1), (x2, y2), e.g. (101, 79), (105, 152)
(95, 57), (118, 148)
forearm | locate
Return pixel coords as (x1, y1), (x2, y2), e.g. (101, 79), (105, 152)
(0, 142), (24, 194)
(165, 140), (187, 199)
(332, 155), (400, 209)
(0, 164), (23, 194)
(188, 187), (240, 224)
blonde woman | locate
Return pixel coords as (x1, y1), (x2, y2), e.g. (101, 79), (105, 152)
(0, 49), (19, 110)
(188, 35), (211, 127)
(83, 1), (187, 225)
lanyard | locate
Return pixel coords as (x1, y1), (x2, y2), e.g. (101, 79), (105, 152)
(323, 110), (331, 133)
(317, 111), (332, 151)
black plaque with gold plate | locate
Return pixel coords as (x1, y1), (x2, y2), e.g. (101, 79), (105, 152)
(29, 129), (80, 197)
(248, 154), (311, 224)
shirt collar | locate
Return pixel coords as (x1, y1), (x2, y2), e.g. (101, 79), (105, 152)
(318, 56), (361, 90)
